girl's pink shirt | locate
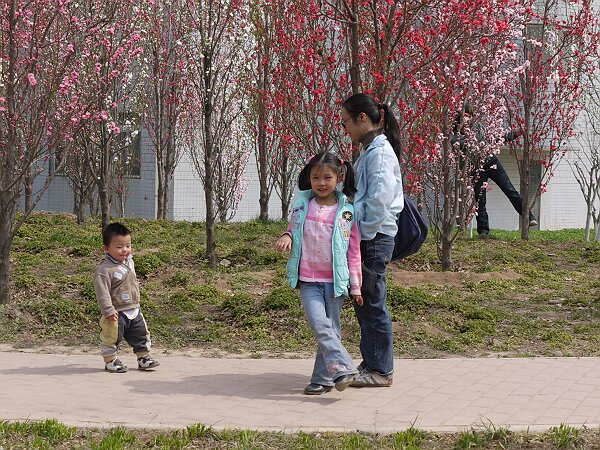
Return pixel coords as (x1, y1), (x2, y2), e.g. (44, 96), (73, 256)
(287, 198), (361, 295)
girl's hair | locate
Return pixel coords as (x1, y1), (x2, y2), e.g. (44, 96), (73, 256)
(342, 93), (401, 157)
(298, 152), (357, 197)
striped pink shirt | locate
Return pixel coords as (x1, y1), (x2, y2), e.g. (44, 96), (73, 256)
(289, 198), (361, 295)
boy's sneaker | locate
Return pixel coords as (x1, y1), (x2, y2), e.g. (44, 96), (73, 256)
(105, 358), (128, 373)
(529, 219), (538, 227)
(138, 355), (160, 371)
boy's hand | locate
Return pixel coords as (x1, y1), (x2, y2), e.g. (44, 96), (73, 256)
(106, 312), (118, 322)
(275, 234), (292, 253)
(351, 294), (363, 306)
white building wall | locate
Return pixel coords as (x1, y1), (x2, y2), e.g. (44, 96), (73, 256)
(26, 128), (157, 219)
(542, 150), (589, 230)
(171, 151), (286, 222)
(483, 149), (588, 231)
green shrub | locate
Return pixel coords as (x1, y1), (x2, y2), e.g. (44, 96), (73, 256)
(167, 272), (190, 287)
(13, 273), (37, 290)
(223, 292), (256, 319)
(387, 285), (434, 312)
(80, 279), (96, 301)
(168, 292), (197, 312)
(261, 286), (298, 311)
(226, 245), (258, 264)
(258, 250), (284, 265)
(583, 244), (600, 263)
(133, 253), (163, 278)
(188, 284), (221, 304)
(69, 245), (93, 257)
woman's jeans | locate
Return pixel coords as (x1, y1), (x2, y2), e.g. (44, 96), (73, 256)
(353, 233), (395, 377)
(300, 282), (358, 386)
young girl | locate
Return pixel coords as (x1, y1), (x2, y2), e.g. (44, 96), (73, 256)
(275, 152), (362, 395)
(340, 93), (404, 387)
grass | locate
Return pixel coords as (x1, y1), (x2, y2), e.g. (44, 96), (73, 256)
(0, 420), (598, 449)
(2, 213), (599, 359)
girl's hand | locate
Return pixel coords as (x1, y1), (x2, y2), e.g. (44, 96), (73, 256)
(275, 234), (292, 253)
(106, 312), (118, 322)
(351, 294), (363, 306)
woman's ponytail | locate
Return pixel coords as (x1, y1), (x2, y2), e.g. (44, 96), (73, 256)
(380, 103), (401, 159)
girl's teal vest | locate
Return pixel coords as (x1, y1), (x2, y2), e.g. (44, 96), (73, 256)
(286, 190), (356, 298)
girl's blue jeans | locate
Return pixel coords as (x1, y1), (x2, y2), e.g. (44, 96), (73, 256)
(353, 233), (395, 377)
(299, 282), (358, 386)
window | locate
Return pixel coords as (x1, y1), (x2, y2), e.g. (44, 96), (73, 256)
(115, 112), (142, 178)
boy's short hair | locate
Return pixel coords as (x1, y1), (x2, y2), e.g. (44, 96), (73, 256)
(103, 223), (131, 245)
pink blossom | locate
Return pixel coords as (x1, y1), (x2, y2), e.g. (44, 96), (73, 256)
(27, 73), (37, 87)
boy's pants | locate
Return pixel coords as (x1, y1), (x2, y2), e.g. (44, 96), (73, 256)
(99, 310), (152, 363)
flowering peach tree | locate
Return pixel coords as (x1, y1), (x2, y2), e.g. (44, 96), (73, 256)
(505, 0), (600, 239)
(0, 0), (84, 303)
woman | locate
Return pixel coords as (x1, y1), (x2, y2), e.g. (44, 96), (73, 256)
(340, 93), (403, 387)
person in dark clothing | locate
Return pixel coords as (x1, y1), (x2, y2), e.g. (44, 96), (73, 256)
(454, 107), (538, 237)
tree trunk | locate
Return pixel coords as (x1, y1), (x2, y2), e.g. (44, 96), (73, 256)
(347, 4), (361, 163)
(204, 54), (217, 268)
(0, 197), (16, 304)
(1, 1), (18, 304)
(98, 128), (112, 230)
(24, 170), (33, 213)
(441, 156), (454, 271)
(99, 181), (111, 230)
(157, 155), (166, 220)
(585, 209), (591, 242)
(257, 107), (269, 221)
(519, 156), (531, 240)
(87, 189), (97, 216)
(118, 192), (126, 218)
(0, 236), (12, 305)
(73, 186), (85, 224)
(257, 39), (270, 222)
(440, 232), (453, 272)
(281, 166), (291, 220)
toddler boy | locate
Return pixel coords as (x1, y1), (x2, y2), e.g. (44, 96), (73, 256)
(94, 223), (159, 373)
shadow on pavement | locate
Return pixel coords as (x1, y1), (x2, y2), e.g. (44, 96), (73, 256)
(125, 372), (341, 403)
(0, 364), (100, 376)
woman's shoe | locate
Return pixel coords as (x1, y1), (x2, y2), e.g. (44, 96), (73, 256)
(304, 383), (333, 395)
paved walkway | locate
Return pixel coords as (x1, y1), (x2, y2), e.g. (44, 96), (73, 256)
(1, 351), (600, 434)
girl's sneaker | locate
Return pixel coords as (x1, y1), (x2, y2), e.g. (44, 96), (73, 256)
(105, 358), (128, 373)
(138, 355), (160, 371)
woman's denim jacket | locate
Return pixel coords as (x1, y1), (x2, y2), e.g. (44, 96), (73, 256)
(354, 134), (404, 241)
